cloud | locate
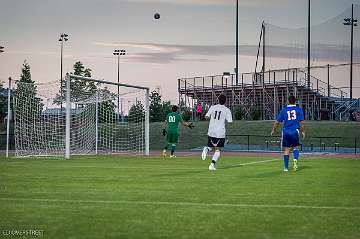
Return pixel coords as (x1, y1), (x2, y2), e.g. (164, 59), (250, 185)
(93, 41), (236, 63)
(92, 41), (359, 64)
(91, 43), (215, 63)
(93, 42), (183, 53)
(130, 52), (211, 63)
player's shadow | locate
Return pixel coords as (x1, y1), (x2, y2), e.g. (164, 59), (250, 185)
(218, 163), (311, 177)
(252, 171), (285, 178)
(253, 165), (311, 177)
(294, 165), (311, 172)
(152, 170), (209, 177)
(218, 164), (248, 170)
(151, 164), (311, 178)
(216, 165), (282, 178)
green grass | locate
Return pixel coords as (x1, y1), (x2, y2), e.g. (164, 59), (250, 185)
(1, 155), (360, 239)
(150, 121), (360, 150)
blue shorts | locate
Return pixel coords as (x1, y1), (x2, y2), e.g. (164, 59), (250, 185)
(282, 129), (300, 148)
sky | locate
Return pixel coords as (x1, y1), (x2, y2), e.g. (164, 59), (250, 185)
(0, 0), (359, 102)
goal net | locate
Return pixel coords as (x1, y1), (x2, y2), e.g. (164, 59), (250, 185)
(13, 74), (149, 158)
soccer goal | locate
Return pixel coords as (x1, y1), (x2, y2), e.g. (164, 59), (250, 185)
(12, 74), (149, 158)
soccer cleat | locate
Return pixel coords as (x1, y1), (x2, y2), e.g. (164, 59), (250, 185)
(170, 155), (176, 158)
(293, 159), (298, 171)
(201, 147), (209, 160)
(283, 168), (289, 172)
(162, 150), (166, 157)
(208, 163), (216, 171)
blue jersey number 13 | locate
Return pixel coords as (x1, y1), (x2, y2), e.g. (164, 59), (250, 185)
(287, 110), (297, 120)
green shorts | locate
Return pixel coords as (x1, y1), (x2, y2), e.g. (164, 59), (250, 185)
(166, 130), (179, 144)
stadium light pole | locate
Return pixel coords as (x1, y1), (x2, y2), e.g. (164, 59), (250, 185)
(307, 0), (311, 89)
(59, 33), (69, 107)
(235, 0), (239, 85)
(1, 46), (9, 157)
(113, 49), (126, 121)
(343, 4), (358, 100)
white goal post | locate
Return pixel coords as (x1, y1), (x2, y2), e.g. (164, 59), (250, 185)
(13, 73), (149, 158)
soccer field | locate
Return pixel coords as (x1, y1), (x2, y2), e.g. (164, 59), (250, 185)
(0, 155), (359, 239)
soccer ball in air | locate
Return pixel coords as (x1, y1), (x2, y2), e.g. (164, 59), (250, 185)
(154, 13), (160, 20)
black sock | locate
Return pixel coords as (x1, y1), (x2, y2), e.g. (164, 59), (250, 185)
(171, 145), (176, 155)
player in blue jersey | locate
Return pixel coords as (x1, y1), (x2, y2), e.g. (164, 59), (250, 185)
(271, 95), (305, 172)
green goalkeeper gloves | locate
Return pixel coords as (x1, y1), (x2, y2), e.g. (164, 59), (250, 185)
(188, 122), (194, 129)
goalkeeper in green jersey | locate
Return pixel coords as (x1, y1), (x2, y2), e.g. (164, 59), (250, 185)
(162, 105), (194, 158)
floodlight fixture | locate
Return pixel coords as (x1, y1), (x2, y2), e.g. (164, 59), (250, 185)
(59, 33), (69, 42)
(113, 49), (126, 56)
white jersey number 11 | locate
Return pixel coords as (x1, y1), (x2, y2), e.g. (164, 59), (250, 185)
(214, 111), (222, 120)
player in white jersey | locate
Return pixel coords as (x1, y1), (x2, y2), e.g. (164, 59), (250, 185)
(201, 94), (233, 171)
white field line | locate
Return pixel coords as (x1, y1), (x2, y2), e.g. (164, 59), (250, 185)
(0, 197), (358, 211)
(219, 158), (279, 169)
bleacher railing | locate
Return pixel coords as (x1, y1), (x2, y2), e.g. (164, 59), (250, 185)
(179, 63), (357, 99)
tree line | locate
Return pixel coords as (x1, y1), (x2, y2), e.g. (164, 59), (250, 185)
(0, 61), (262, 123)
(0, 60), (181, 123)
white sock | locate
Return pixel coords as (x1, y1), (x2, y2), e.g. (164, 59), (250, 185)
(211, 150), (221, 163)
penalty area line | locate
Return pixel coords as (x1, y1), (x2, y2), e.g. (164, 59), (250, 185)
(219, 158), (280, 169)
(0, 197), (358, 211)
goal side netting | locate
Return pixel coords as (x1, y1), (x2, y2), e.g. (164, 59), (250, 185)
(13, 74), (149, 158)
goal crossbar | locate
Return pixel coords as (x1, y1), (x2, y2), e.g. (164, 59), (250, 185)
(67, 74), (149, 90)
